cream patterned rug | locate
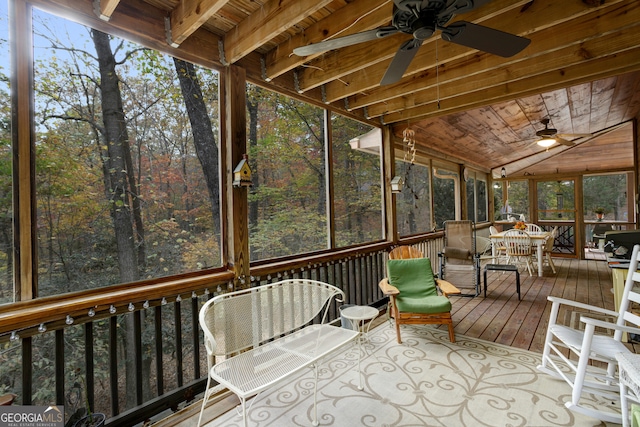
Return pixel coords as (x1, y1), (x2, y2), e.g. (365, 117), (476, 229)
(206, 323), (619, 427)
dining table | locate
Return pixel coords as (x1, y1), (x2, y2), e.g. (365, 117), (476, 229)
(489, 230), (551, 277)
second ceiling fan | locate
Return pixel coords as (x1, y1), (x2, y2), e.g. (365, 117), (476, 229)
(293, 0), (531, 86)
(532, 118), (593, 148)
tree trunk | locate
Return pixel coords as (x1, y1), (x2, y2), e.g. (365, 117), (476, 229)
(91, 29), (140, 407)
(172, 58), (220, 237)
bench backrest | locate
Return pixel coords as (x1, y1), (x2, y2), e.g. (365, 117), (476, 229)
(199, 279), (345, 357)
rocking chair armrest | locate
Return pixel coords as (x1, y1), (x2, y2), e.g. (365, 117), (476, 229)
(547, 295), (620, 318)
(378, 278), (399, 296)
(580, 316), (640, 335)
(435, 279), (461, 297)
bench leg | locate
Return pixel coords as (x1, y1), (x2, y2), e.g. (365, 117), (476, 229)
(516, 270), (521, 300)
(312, 363), (319, 426)
(197, 377), (211, 427)
(241, 396), (248, 427)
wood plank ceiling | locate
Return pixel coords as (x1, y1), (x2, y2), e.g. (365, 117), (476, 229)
(33, 0), (640, 177)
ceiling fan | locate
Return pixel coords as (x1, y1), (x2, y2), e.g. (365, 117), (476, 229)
(292, 0), (531, 86)
(532, 118), (593, 148)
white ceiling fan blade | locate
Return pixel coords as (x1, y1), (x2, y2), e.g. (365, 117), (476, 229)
(293, 27), (398, 56)
(555, 137), (575, 146)
(556, 133), (592, 138)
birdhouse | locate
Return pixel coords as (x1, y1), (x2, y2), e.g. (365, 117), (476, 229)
(233, 154), (252, 187)
(390, 175), (403, 193)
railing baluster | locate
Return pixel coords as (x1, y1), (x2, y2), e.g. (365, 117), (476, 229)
(154, 305), (164, 396)
(22, 337), (32, 405)
(134, 311), (143, 405)
(110, 316), (119, 415)
(85, 322), (95, 412)
(55, 330), (64, 407)
(191, 295), (200, 380)
(174, 299), (183, 387)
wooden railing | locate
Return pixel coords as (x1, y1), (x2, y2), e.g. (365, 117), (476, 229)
(0, 235), (445, 426)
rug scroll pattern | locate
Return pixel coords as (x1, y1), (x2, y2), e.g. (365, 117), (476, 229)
(207, 324), (618, 426)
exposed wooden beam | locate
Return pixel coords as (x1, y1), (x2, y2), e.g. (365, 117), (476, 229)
(223, 0), (333, 65)
(167, 0), (229, 47)
(264, 0), (390, 81)
(93, 0), (121, 21)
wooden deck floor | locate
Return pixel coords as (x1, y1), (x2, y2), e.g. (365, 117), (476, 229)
(445, 257), (639, 354)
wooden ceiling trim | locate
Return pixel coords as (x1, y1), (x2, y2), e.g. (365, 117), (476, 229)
(223, 0), (332, 64)
(264, 0), (389, 81)
(29, 0), (226, 70)
(95, 0), (120, 20)
(298, 0), (531, 94)
(355, 0), (640, 115)
(167, 0), (230, 47)
(325, 0), (623, 106)
(382, 46), (640, 125)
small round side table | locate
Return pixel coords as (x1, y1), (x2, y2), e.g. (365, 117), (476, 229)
(340, 305), (378, 390)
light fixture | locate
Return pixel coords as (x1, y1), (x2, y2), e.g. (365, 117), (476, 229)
(390, 176), (404, 193)
(500, 167), (506, 178)
(537, 138), (556, 148)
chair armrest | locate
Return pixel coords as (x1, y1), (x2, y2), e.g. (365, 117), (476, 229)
(379, 278), (399, 296)
(580, 316), (640, 335)
(547, 295), (620, 318)
(436, 279), (461, 297)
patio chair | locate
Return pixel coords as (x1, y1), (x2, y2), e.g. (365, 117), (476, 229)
(489, 225), (507, 263)
(537, 244), (640, 424)
(438, 220), (480, 296)
(379, 257), (457, 344)
(503, 229), (534, 275)
(389, 245), (423, 260)
(525, 223), (542, 233)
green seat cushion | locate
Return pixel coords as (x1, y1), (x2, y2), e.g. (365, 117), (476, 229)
(387, 258), (452, 314)
(396, 294), (451, 314)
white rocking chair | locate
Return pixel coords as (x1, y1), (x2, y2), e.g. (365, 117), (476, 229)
(537, 244), (640, 424)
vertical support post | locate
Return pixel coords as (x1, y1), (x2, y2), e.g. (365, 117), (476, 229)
(633, 118), (640, 227)
(324, 109), (335, 249)
(223, 65), (250, 289)
(11, 0), (37, 301)
(382, 126), (397, 243)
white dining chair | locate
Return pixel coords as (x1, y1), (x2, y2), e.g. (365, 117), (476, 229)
(489, 225), (507, 263)
(503, 229), (534, 275)
(525, 223), (542, 233)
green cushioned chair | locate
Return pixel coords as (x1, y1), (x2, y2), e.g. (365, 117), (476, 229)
(379, 256), (456, 344)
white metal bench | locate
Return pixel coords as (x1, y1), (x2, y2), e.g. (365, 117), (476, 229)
(197, 279), (360, 427)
